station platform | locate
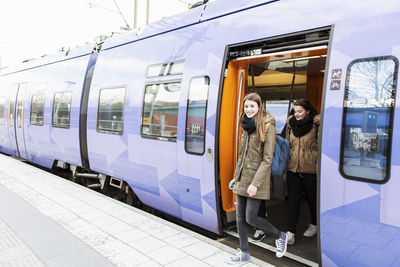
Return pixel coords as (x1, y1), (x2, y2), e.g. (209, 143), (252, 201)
(0, 154), (273, 267)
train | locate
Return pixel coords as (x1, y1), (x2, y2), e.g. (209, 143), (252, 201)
(1, 0), (400, 266)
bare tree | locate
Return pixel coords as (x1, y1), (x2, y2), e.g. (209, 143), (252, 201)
(350, 58), (395, 107)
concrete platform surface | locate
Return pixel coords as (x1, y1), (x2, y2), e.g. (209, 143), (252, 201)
(0, 154), (274, 267)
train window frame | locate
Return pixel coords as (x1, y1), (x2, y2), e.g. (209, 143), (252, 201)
(184, 76), (210, 155)
(146, 60), (185, 78)
(30, 94), (45, 126)
(140, 80), (181, 142)
(52, 91), (72, 129)
(17, 93), (23, 128)
(339, 56), (398, 184)
(96, 86), (126, 135)
(8, 99), (15, 127)
(0, 97), (6, 126)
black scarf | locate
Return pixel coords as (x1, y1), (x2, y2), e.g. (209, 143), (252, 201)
(242, 115), (256, 134)
(289, 115), (314, 137)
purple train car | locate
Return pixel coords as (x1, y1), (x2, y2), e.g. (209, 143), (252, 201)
(1, 0), (400, 266)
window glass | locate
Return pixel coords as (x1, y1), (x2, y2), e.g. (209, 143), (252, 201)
(340, 56), (398, 183)
(0, 98), (6, 125)
(52, 91), (72, 128)
(265, 100), (293, 134)
(30, 94), (45, 126)
(147, 60), (184, 77)
(17, 94), (23, 128)
(147, 63), (166, 77)
(142, 82), (181, 140)
(9, 99), (15, 127)
(185, 77), (210, 154)
(97, 87), (125, 134)
(167, 60), (185, 76)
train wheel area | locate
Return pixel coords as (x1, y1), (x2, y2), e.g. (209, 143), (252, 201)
(0, 153), (274, 266)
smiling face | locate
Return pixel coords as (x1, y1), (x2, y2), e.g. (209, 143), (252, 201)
(294, 105), (309, 121)
(244, 99), (259, 118)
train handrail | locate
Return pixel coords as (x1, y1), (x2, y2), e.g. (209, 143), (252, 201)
(235, 72), (244, 164)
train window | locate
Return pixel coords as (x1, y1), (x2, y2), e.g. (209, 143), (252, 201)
(340, 56), (398, 183)
(147, 63), (166, 77)
(30, 94), (45, 126)
(17, 94), (23, 128)
(265, 100), (294, 134)
(185, 76), (210, 154)
(0, 98), (5, 125)
(141, 82), (181, 141)
(146, 60), (184, 77)
(52, 91), (72, 128)
(9, 99), (15, 127)
(167, 60), (185, 75)
(97, 87), (125, 135)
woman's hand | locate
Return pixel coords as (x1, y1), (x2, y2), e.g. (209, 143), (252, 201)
(283, 173), (287, 182)
(247, 184), (257, 197)
(228, 179), (235, 190)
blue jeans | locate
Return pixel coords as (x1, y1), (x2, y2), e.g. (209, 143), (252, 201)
(236, 194), (282, 253)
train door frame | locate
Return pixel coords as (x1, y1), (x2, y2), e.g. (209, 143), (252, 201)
(15, 83), (29, 160)
(7, 84), (20, 157)
(216, 26), (332, 265)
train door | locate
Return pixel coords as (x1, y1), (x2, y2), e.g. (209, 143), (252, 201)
(177, 75), (219, 233)
(219, 28), (329, 265)
(15, 83), (28, 159)
(320, 14), (400, 266)
(7, 84), (19, 157)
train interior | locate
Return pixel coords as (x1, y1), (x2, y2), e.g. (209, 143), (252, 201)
(219, 40), (327, 264)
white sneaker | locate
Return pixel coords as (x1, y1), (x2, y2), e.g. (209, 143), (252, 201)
(287, 231), (295, 245)
(303, 224), (317, 237)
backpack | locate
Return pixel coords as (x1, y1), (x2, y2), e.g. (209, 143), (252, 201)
(271, 135), (290, 176)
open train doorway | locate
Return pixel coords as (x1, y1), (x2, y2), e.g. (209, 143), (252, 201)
(218, 28), (329, 265)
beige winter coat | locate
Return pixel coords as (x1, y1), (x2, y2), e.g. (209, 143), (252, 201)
(232, 112), (276, 200)
(286, 115), (320, 174)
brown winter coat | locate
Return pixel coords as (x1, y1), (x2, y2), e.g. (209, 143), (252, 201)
(232, 112), (276, 200)
(286, 115), (320, 174)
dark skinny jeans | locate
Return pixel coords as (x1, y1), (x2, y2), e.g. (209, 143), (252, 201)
(236, 194), (282, 253)
(286, 171), (317, 233)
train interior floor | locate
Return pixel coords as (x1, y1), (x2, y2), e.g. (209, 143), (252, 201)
(257, 198), (317, 262)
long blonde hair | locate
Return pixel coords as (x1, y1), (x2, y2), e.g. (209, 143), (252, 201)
(240, 92), (267, 142)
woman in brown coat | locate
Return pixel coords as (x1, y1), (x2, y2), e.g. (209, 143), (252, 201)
(227, 93), (287, 264)
(284, 98), (319, 245)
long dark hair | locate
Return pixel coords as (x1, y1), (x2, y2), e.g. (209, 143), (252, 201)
(293, 98), (318, 117)
(240, 93), (267, 142)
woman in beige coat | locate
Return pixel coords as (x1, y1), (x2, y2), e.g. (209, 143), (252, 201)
(284, 98), (319, 245)
(227, 93), (287, 264)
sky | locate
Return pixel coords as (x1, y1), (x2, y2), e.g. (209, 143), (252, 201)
(0, 0), (200, 69)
